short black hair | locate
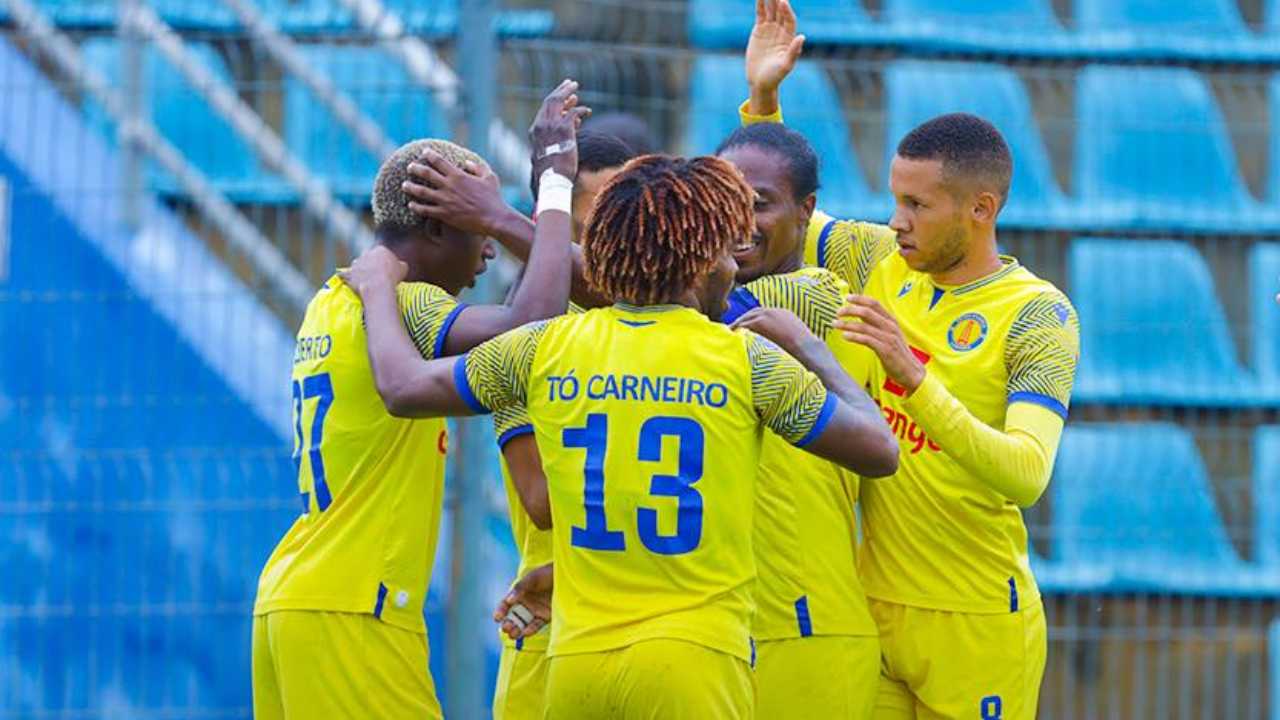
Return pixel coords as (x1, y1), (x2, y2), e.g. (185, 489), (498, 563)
(896, 113), (1012, 203)
(714, 122), (820, 201)
(582, 111), (659, 155)
(579, 130), (640, 174)
(529, 131), (641, 200)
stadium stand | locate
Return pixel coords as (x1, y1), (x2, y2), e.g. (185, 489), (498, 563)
(0, 33), (295, 715)
(687, 54), (891, 221)
(284, 43), (448, 202)
(883, 60), (1071, 228)
(1074, 0), (1280, 63)
(79, 39), (290, 202)
(1069, 237), (1258, 407)
(0, 0), (553, 36)
(1050, 423), (1259, 594)
(880, 0), (1072, 57)
(1256, 427), (1280, 577)
(1252, 243), (1280, 400)
(1074, 65), (1274, 234)
(687, 0), (877, 49)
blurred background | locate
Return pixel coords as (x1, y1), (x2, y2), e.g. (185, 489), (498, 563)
(1, 0), (1279, 717)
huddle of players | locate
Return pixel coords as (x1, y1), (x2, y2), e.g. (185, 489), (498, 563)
(251, 1), (1081, 718)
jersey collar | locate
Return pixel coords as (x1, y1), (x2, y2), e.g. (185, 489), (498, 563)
(936, 255), (1021, 297)
(613, 301), (693, 315)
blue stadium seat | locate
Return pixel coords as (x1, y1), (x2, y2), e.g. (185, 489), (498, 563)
(1249, 243), (1280, 400)
(883, 61), (1070, 228)
(1069, 238), (1259, 407)
(1052, 423), (1256, 594)
(687, 54), (890, 221)
(1074, 66), (1272, 233)
(0, 0), (237, 29)
(263, 0), (553, 36)
(881, 0), (1073, 56)
(80, 39), (290, 202)
(1256, 427), (1280, 578)
(688, 0), (878, 49)
(1075, 0), (1279, 62)
(285, 44), (448, 201)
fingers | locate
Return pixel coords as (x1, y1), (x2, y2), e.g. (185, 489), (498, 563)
(541, 79), (579, 117)
(788, 34), (805, 63)
(778, 0), (796, 32)
(755, 0), (766, 23)
(729, 307), (764, 330)
(407, 158), (448, 185)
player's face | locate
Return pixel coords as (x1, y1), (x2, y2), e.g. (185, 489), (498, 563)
(698, 248), (740, 322)
(436, 224), (497, 295)
(718, 145), (813, 284)
(888, 155), (968, 275)
(572, 167), (623, 243)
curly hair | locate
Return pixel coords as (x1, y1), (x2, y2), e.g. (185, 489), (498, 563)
(715, 122), (820, 200)
(582, 155), (754, 304)
(372, 138), (484, 238)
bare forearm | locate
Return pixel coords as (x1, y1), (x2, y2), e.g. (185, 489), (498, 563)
(489, 209), (607, 309)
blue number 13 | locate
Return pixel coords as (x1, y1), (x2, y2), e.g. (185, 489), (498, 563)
(292, 373), (335, 513)
(564, 414), (705, 555)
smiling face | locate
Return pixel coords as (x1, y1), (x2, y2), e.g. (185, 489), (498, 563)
(887, 155), (970, 276)
(718, 145), (814, 284)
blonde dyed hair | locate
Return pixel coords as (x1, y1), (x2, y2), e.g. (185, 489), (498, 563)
(372, 138), (485, 236)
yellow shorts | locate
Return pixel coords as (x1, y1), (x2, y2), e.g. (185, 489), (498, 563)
(544, 639), (755, 720)
(869, 598), (1047, 720)
(755, 635), (880, 720)
(493, 644), (551, 720)
(252, 610), (442, 720)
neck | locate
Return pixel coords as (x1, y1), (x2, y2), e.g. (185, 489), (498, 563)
(380, 237), (438, 288)
(772, 247), (804, 276)
(931, 235), (1002, 287)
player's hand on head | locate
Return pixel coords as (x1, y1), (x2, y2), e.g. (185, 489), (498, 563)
(529, 79), (592, 185)
(731, 307), (816, 359)
(338, 245), (407, 297)
(493, 562), (554, 640)
(746, 0), (805, 94)
(835, 294), (927, 395)
(403, 150), (506, 237)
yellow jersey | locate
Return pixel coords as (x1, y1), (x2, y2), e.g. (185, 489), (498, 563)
(809, 216), (1080, 613)
(254, 275), (465, 633)
(459, 304), (836, 661)
(724, 268), (878, 640)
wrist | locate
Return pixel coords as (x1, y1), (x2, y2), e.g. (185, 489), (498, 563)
(747, 85), (780, 117)
(900, 364), (927, 396)
(491, 204), (533, 241)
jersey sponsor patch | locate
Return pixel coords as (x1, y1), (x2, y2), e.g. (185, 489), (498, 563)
(947, 313), (988, 352)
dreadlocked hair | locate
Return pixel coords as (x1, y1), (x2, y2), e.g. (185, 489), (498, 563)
(582, 154), (754, 305)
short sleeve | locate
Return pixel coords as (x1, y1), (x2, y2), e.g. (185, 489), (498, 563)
(396, 282), (466, 360)
(1004, 292), (1081, 419)
(805, 214), (898, 294)
(493, 403), (534, 448)
(739, 269), (848, 337)
(745, 332), (837, 447)
(458, 320), (552, 414)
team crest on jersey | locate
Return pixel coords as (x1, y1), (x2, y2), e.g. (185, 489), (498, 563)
(947, 313), (988, 352)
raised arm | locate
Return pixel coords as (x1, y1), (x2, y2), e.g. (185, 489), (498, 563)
(399, 118), (612, 311)
(417, 80), (591, 355)
(744, 0), (804, 118)
(739, 313), (898, 477)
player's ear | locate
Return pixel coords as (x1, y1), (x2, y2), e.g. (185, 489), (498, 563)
(798, 193), (816, 224)
(971, 191), (999, 225)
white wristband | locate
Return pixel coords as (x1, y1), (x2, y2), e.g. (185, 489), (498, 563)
(536, 168), (573, 217)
